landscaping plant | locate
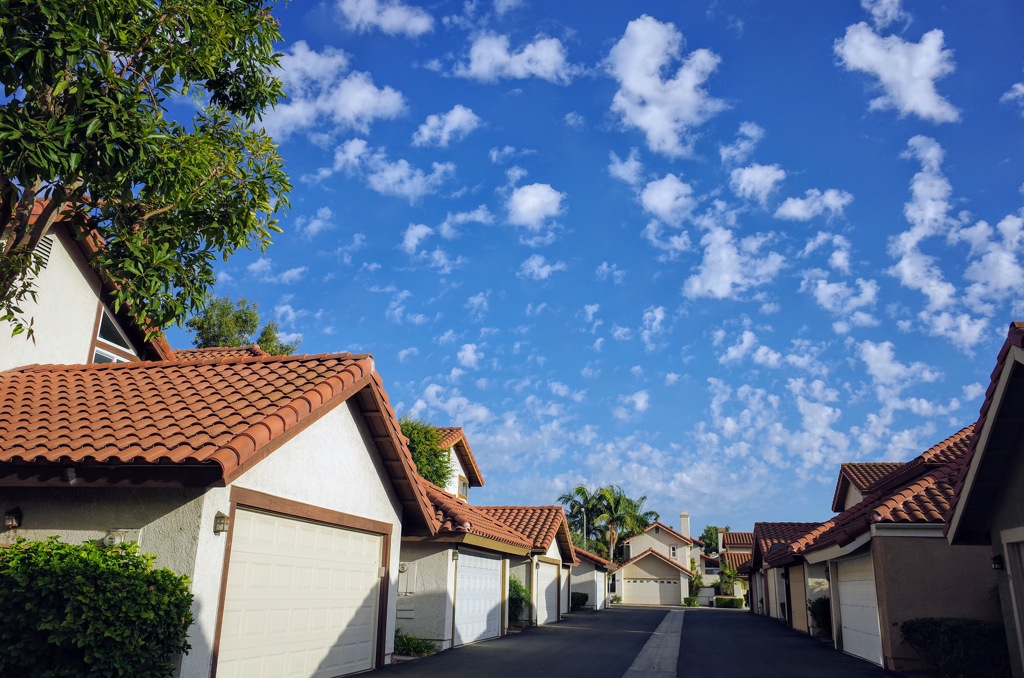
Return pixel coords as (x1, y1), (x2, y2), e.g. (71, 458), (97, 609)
(394, 630), (436, 657)
(807, 596), (832, 638)
(570, 591), (589, 611)
(0, 537), (193, 678)
(508, 574), (531, 623)
(899, 617), (1009, 678)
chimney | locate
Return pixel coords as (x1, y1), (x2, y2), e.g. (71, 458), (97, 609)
(679, 512), (690, 538)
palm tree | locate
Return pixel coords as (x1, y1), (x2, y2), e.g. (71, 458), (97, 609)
(558, 483), (599, 551)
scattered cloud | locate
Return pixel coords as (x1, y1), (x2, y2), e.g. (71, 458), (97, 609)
(775, 188), (854, 221)
(313, 138), (454, 202)
(729, 163), (786, 206)
(1001, 83), (1024, 118)
(246, 258), (308, 284)
(720, 121), (764, 166)
(507, 183), (566, 230)
(454, 33), (574, 83)
(861, 0), (910, 30)
(412, 105), (481, 147)
(337, 0), (434, 36)
(641, 174), (697, 226)
(518, 254), (567, 280)
(608, 148), (644, 186)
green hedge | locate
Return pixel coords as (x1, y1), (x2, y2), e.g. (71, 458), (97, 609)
(570, 591), (589, 610)
(0, 537), (193, 678)
(899, 617), (1009, 678)
(714, 596), (744, 608)
(683, 596), (699, 607)
(509, 574), (531, 622)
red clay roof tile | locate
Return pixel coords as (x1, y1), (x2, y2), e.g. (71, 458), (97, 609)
(573, 546), (614, 570)
(475, 505), (578, 563)
(172, 345), (270, 361)
(434, 426), (484, 487)
(418, 477), (532, 550)
(721, 531), (754, 549)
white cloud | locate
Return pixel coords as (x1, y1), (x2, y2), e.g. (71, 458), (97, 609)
(1002, 83), (1024, 118)
(719, 330), (757, 364)
(801, 232), (853, 274)
(611, 325), (633, 341)
(641, 174), (696, 226)
(683, 224), (786, 300)
(263, 42), (405, 140)
(458, 343), (483, 369)
(439, 206), (493, 239)
(518, 254), (567, 280)
(775, 188), (854, 221)
(959, 213), (1024, 309)
(494, 0), (522, 15)
(564, 112), (585, 128)
(800, 269), (879, 325)
(246, 258), (308, 284)
(641, 306), (667, 352)
(835, 23), (959, 123)
(608, 148), (644, 186)
(861, 0), (909, 30)
(455, 33), (574, 84)
(412, 105), (481, 147)
(316, 138), (455, 202)
(507, 183), (565, 230)
(719, 122), (764, 166)
(401, 223), (433, 254)
(338, 0), (434, 36)
(729, 164), (786, 206)
(397, 347), (419, 362)
(596, 261), (626, 284)
(613, 390), (651, 420)
(642, 221), (692, 260)
(606, 15), (727, 158)
(583, 304), (600, 324)
(466, 292), (489, 321)
(294, 207), (335, 238)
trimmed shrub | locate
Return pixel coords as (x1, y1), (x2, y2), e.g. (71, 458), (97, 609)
(899, 617), (1010, 678)
(683, 597), (699, 607)
(509, 574), (531, 623)
(714, 596), (744, 608)
(610, 594), (622, 605)
(394, 629), (436, 657)
(570, 591), (589, 611)
(399, 417), (453, 487)
(0, 537), (193, 678)
(807, 596), (832, 638)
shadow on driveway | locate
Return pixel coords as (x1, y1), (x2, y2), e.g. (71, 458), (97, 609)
(679, 609), (900, 678)
(377, 606), (669, 678)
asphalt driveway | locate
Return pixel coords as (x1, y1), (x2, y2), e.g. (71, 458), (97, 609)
(374, 607), (900, 678)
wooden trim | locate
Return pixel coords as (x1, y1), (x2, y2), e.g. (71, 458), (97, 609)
(502, 557), (508, 635)
(93, 339), (138, 362)
(536, 555), (562, 566)
(86, 303), (104, 363)
(210, 489), (395, 676)
(457, 475), (469, 500)
(450, 550), (460, 646)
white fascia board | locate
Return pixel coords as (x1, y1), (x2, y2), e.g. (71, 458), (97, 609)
(869, 523), (944, 539)
(802, 531), (872, 565)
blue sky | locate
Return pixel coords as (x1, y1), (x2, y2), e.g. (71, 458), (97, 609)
(164, 0), (1024, 536)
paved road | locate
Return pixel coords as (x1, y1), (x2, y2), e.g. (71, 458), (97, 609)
(374, 607), (901, 678)
(678, 609), (897, 678)
(377, 606), (668, 678)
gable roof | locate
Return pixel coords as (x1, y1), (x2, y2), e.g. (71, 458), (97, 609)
(435, 426), (484, 487)
(622, 520), (696, 546)
(721, 531), (754, 549)
(830, 462), (903, 512)
(0, 352), (436, 530)
(475, 505), (578, 564)
(781, 426), (974, 564)
(751, 522), (822, 569)
(948, 323), (1024, 544)
(417, 476), (532, 551)
(721, 551), (752, 572)
(619, 547), (695, 577)
(172, 345), (270, 361)
(573, 546), (614, 570)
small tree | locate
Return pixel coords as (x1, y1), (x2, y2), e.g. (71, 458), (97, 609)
(690, 557), (705, 599)
(700, 524), (727, 555)
(399, 417), (453, 487)
(185, 294), (299, 355)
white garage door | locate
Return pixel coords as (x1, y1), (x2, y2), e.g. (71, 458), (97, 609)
(217, 509), (383, 678)
(454, 552), (502, 646)
(623, 578), (680, 605)
(536, 562), (560, 624)
(837, 556), (882, 666)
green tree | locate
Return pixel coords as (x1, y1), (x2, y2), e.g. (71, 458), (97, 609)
(700, 525), (728, 555)
(399, 418), (453, 488)
(593, 486), (658, 562)
(185, 295), (299, 355)
(558, 483), (601, 552)
(0, 0), (289, 338)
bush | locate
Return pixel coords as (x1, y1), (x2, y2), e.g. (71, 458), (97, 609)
(714, 596), (744, 608)
(807, 596), (832, 637)
(683, 597), (699, 607)
(899, 617), (1010, 678)
(570, 591), (589, 611)
(400, 417), (453, 487)
(610, 594), (622, 605)
(394, 629), (436, 657)
(509, 574), (531, 623)
(0, 537), (193, 678)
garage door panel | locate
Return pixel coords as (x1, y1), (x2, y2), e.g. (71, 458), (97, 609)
(218, 509), (382, 678)
(454, 552), (502, 646)
(624, 578), (679, 605)
(837, 556), (882, 666)
(537, 562), (560, 624)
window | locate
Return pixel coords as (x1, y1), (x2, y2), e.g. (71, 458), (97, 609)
(457, 475), (469, 500)
(91, 308), (137, 364)
(670, 545), (677, 559)
(92, 347), (130, 364)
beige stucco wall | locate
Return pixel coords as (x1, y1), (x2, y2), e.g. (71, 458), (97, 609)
(872, 535), (1001, 672)
(626, 529), (688, 562)
(623, 555), (682, 579)
(804, 562), (829, 636)
(395, 542), (456, 649)
(443, 446), (467, 498)
(789, 565), (808, 632)
(570, 561), (606, 609)
(509, 556), (534, 623)
(0, 229), (106, 370)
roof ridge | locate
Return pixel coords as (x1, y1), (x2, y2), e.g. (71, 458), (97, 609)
(12, 351), (372, 372)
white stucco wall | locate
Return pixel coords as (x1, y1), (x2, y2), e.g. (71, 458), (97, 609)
(0, 229), (105, 370)
(509, 557), (534, 623)
(444, 446), (468, 498)
(844, 485), (864, 511)
(395, 542), (456, 649)
(570, 561), (607, 610)
(625, 529), (689, 562)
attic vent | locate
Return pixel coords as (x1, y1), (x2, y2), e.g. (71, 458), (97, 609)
(655, 526), (660, 534)
(34, 235), (54, 267)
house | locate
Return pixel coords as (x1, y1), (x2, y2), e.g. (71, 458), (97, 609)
(947, 322), (1024, 678)
(0, 350), (449, 677)
(718, 530), (753, 594)
(749, 522), (822, 622)
(434, 427), (484, 502)
(571, 546), (613, 610)
(474, 506), (578, 625)
(395, 476), (533, 650)
(0, 201), (175, 371)
(768, 426), (999, 671)
(615, 514), (704, 605)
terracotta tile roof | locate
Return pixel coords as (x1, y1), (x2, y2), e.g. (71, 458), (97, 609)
(573, 546), (614, 570)
(842, 462), (904, 490)
(172, 345), (269, 361)
(753, 522), (822, 568)
(475, 505), (578, 564)
(787, 426), (974, 560)
(619, 548), (694, 577)
(0, 353), (437, 530)
(435, 426), (484, 487)
(720, 531), (754, 549)
(721, 551), (752, 572)
(622, 520), (696, 546)
(948, 323), (1024, 543)
(418, 477), (532, 550)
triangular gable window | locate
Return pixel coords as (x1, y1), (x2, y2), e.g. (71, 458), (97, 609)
(98, 310), (133, 351)
(92, 308), (137, 363)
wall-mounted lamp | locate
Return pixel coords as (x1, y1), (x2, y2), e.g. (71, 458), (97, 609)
(452, 550), (459, 562)
(992, 554), (1006, 571)
(213, 512), (230, 535)
(535, 561), (540, 570)
(3, 507), (22, 531)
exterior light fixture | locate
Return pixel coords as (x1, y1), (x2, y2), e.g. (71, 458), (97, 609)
(992, 554), (1006, 570)
(535, 561), (541, 570)
(452, 550), (459, 561)
(213, 512), (230, 535)
(4, 507), (23, 530)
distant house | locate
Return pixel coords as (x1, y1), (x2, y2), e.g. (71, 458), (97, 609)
(615, 513), (706, 605)
(719, 529), (753, 592)
(749, 522), (822, 622)
(571, 546), (613, 610)
(947, 322), (1024, 678)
